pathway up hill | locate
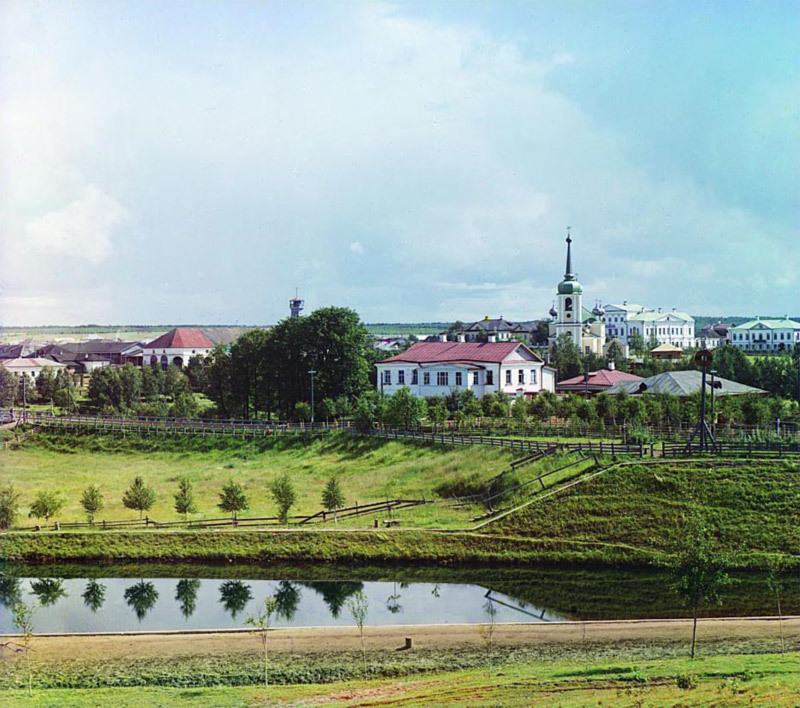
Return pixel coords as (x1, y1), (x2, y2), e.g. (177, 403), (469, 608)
(491, 458), (800, 569)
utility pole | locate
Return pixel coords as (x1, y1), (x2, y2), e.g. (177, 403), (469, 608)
(22, 374), (27, 424)
(709, 369), (717, 436)
(309, 370), (316, 426)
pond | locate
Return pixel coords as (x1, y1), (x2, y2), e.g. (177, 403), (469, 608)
(1, 564), (796, 634)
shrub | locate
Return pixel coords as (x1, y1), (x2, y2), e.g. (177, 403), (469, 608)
(676, 673), (698, 690)
(0, 484), (20, 529)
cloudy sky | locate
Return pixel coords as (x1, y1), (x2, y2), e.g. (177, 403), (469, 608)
(1, 1), (798, 326)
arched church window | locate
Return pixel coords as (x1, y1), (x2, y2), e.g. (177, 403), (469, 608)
(565, 297), (573, 312)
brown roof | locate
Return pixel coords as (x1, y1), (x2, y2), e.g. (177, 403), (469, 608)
(145, 328), (215, 350)
(558, 369), (643, 387)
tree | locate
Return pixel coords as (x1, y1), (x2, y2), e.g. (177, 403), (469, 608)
(428, 398), (448, 429)
(122, 476), (156, 520)
(87, 366), (124, 410)
(629, 330), (646, 357)
(219, 580), (252, 618)
(549, 333), (582, 380)
(28, 490), (65, 524)
(322, 477), (345, 520)
(35, 366), (58, 403)
(671, 512), (731, 659)
(384, 387), (426, 429)
(170, 392), (199, 418)
(479, 599), (498, 674)
(174, 476), (198, 521)
(0, 484), (20, 530)
(218, 480), (249, 521)
(511, 396), (528, 426)
(294, 401), (312, 423)
(270, 472), (296, 524)
(320, 397), (338, 423)
(82, 580), (106, 612)
(80, 485), (104, 525)
(124, 580), (159, 621)
(175, 578), (201, 619)
(0, 368), (20, 406)
(766, 558), (788, 654)
(347, 589), (369, 679)
(245, 595), (280, 688)
(12, 600), (36, 696)
(605, 339), (625, 368)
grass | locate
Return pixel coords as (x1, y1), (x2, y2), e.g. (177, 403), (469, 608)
(0, 431), (517, 528)
(1, 648), (799, 705)
(492, 458), (800, 565)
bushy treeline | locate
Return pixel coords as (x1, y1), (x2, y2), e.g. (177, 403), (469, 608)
(87, 364), (197, 417)
(189, 307), (375, 419)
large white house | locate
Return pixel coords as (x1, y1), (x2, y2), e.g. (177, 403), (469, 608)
(602, 302), (695, 350)
(142, 328), (215, 369)
(376, 341), (556, 398)
(729, 318), (800, 353)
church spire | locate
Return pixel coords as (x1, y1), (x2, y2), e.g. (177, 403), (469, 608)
(564, 227), (574, 280)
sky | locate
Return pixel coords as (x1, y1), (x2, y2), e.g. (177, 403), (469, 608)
(1, 0), (798, 326)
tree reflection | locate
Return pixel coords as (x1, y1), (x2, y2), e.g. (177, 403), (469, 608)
(175, 579), (201, 620)
(304, 582), (363, 619)
(386, 582), (402, 614)
(219, 580), (252, 619)
(274, 581), (301, 621)
(0, 575), (22, 608)
(82, 580), (107, 613)
(124, 581), (159, 621)
(30, 578), (67, 607)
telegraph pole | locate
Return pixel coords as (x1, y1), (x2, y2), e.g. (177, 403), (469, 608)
(309, 370), (316, 426)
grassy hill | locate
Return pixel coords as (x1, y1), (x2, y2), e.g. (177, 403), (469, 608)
(492, 458), (800, 566)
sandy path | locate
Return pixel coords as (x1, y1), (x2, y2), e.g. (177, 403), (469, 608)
(2, 617), (797, 662)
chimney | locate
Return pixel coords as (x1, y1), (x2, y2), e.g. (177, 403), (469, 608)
(608, 361), (616, 371)
(457, 334), (465, 343)
(438, 334), (447, 342)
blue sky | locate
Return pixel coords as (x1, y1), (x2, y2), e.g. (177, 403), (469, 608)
(1, 0), (798, 325)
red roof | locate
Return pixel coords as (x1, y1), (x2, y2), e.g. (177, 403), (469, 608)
(145, 328), (215, 350)
(558, 369), (643, 387)
(379, 341), (540, 365)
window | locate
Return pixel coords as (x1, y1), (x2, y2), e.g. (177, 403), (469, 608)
(473, 371), (479, 385)
(530, 369), (537, 384)
(518, 369), (525, 384)
(505, 369), (512, 385)
(382, 370), (391, 385)
(411, 369), (418, 385)
(437, 371), (449, 386)
(565, 297), (573, 312)
(423, 371), (430, 385)
(455, 371), (463, 386)
(486, 370), (493, 385)
(398, 370), (405, 385)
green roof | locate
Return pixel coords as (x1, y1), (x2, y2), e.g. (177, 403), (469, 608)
(733, 318), (800, 330)
(628, 311), (694, 323)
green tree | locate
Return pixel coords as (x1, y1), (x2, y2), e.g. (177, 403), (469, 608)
(174, 476), (198, 521)
(629, 329), (646, 357)
(118, 363), (143, 409)
(605, 339), (625, 368)
(35, 366), (58, 403)
(87, 367), (124, 410)
(322, 477), (345, 520)
(28, 490), (65, 524)
(175, 578), (201, 619)
(245, 596), (280, 688)
(0, 484), (20, 530)
(270, 472), (296, 524)
(122, 476), (156, 520)
(80, 485), (104, 524)
(550, 333), (582, 380)
(30, 578), (66, 607)
(170, 391), (199, 418)
(347, 589), (369, 679)
(294, 401), (312, 423)
(82, 580), (106, 613)
(218, 480), (249, 521)
(511, 396), (528, 426)
(320, 397), (338, 422)
(0, 368), (20, 406)
(671, 512), (731, 660)
(384, 387), (427, 429)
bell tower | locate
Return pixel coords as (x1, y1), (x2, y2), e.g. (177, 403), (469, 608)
(551, 228), (584, 347)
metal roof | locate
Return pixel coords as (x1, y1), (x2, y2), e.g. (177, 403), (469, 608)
(606, 370), (765, 397)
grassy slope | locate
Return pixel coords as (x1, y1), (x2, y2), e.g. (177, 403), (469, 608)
(2, 652), (799, 706)
(493, 459), (800, 562)
(0, 432), (514, 528)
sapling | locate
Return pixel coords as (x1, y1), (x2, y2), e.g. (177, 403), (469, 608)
(245, 596), (280, 688)
(347, 589), (369, 680)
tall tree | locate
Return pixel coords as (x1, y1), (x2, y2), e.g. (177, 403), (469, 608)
(549, 333), (582, 380)
(80, 485), (104, 525)
(122, 477), (156, 520)
(218, 480), (249, 521)
(174, 477), (198, 521)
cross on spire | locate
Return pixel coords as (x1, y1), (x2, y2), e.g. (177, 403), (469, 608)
(565, 227), (574, 278)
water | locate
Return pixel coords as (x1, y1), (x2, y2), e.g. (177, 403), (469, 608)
(1, 565), (796, 634)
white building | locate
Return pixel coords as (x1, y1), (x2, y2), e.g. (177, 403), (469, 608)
(142, 328), (215, 369)
(375, 340), (556, 399)
(0, 358), (66, 380)
(547, 232), (606, 356)
(729, 318), (800, 353)
(602, 303), (695, 349)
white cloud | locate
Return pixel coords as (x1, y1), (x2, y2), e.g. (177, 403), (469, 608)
(25, 186), (129, 265)
(349, 241), (365, 255)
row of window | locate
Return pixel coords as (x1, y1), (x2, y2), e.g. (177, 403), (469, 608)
(731, 331), (799, 341)
(381, 368), (538, 387)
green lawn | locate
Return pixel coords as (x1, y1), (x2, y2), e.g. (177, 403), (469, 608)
(2, 652), (799, 707)
(493, 458), (800, 563)
(1, 432), (517, 528)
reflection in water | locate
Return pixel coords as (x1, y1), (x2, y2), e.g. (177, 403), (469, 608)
(274, 581), (300, 621)
(303, 582), (363, 618)
(386, 582), (402, 614)
(30, 578), (67, 607)
(175, 579), (201, 620)
(125, 581), (159, 621)
(0, 575), (23, 608)
(219, 580), (252, 619)
(82, 580), (106, 613)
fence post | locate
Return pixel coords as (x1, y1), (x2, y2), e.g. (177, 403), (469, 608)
(145, 515), (149, 527)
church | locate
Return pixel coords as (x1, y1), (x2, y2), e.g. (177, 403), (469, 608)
(547, 231), (606, 356)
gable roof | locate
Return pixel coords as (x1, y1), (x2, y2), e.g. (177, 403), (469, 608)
(378, 341), (542, 365)
(606, 370), (765, 397)
(462, 318), (531, 333)
(145, 328), (215, 350)
(628, 310), (694, 323)
(0, 358), (66, 371)
(558, 369), (643, 387)
(732, 318), (800, 331)
(650, 343), (683, 353)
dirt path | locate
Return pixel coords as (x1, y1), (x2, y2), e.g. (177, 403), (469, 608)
(3, 617), (797, 662)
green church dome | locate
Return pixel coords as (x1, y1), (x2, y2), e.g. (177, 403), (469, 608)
(558, 279), (582, 295)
